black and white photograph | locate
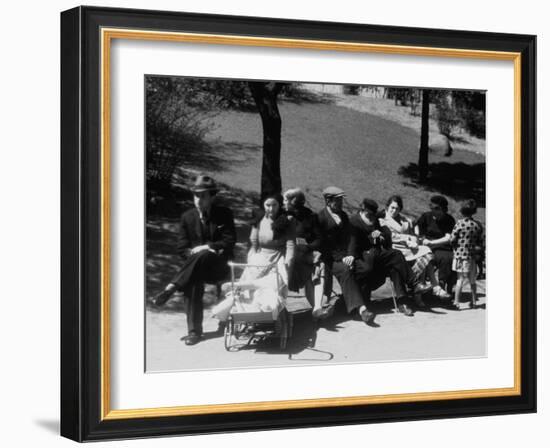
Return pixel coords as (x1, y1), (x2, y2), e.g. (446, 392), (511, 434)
(1, 0), (543, 444)
(145, 77), (487, 372)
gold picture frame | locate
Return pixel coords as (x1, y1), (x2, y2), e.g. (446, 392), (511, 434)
(61, 5), (536, 441)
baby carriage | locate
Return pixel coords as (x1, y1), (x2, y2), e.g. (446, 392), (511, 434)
(220, 261), (292, 351)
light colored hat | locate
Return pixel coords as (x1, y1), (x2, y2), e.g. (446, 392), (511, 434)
(322, 186), (345, 199)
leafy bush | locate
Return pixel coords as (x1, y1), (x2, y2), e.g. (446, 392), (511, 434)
(432, 90), (486, 139)
(453, 91), (486, 138)
(146, 77), (223, 192)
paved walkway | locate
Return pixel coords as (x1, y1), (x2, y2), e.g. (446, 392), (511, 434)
(145, 281), (486, 372)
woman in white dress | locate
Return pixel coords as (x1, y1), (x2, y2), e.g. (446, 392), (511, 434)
(215, 194), (295, 319)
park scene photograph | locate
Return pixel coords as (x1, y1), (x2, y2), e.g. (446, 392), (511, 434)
(144, 76), (487, 372)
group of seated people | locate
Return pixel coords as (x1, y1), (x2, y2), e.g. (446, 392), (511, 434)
(151, 175), (484, 346)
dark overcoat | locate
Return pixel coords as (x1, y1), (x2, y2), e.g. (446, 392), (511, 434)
(176, 205), (236, 260)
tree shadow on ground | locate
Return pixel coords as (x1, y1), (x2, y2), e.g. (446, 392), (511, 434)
(318, 297), (405, 332)
(398, 162), (486, 207)
(151, 140), (260, 179)
(181, 141), (260, 173)
(222, 313), (335, 360)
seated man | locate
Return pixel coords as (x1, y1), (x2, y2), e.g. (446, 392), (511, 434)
(350, 198), (431, 316)
(316, 186), (375, 324)
(283, 188), (327, 319)
(151, 175), (236, 345)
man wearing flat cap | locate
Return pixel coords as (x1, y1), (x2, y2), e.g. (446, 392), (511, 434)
(151, 175), (236, 345)
(316, 186), (375, 324)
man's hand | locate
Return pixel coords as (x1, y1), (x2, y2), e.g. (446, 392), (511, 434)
(190, 244), (210, 254)
(342, 255), (355, 267)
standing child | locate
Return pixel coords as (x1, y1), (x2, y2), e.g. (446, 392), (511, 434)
(450, 199), (484, 310)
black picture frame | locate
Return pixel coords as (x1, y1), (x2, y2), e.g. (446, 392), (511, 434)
(61, 5), (536, 442)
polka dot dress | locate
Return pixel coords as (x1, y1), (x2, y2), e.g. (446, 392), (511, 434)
(451, 217), (483, 260)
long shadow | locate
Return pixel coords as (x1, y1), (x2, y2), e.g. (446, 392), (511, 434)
(285, 314), (335, 360)
(398, 162), (486, 206)
(318, 294), (453, 327)
(412, 295), (450, 315)
(150, 125), (261, 174)
(226, 314), (335, 360)
(180, 141), (260, 173)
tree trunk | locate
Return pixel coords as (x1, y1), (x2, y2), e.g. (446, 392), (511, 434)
(418, 89), (430, 182)
(249, 82), (283, 201)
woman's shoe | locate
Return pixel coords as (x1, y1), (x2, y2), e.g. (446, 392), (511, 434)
(312, 308), (330, 320)
(398, 304), (414, 316)
(412, 282), (432, 294)
(448, 302), (461, 311)
(360, 308), (375, 324)
(432, 285), (451, 299)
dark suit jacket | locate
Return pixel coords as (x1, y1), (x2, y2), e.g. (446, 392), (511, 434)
(289, 206), (322, 252)
(177, 205), (236, 260)
(349, 213), (392, 258)
(316, 207), (354, 262)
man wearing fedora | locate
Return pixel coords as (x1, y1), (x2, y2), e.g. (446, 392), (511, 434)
(316, 186), (375, 324)
(151, 175), (236, 345)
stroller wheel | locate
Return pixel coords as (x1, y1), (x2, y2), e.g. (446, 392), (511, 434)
(224, 318), (234, 351)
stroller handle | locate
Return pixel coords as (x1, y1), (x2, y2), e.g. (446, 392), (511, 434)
(228, 261), (278, 269)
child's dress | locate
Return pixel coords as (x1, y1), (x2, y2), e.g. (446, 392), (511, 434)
(450, 217), (484, 273)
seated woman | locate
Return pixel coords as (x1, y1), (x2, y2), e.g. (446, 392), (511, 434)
(215, 194), (295, 320)
(283, 188), (329, 319)
(414, 195), (457, 295)
(380, 195), (450, 300)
